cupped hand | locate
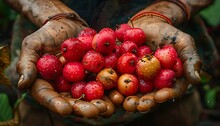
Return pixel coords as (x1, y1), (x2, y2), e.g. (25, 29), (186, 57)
(30, 79), (113, 118)
(128, 16), (202, 112)
(17, 18), (87, 90)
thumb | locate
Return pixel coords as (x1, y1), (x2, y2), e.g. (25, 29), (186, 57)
(17, 48), (39, 89)
(175, 33), (202, 85)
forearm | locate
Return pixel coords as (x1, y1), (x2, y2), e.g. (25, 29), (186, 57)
(139, 0), (214, 26)
(4, 0), (87, 27)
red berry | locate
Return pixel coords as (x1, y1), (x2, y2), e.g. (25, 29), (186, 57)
(137, 45), (152, 58)
(99, 27), (116, 37)
(70, 81), (86, 98)
(117, 53), (138, 74)
(154, 69), (176, 90)
(173, 58), (184, 78)
(123, 28), (146, 46)
(154, 45), (178, 69)
(115, 23), (132, 42)
(139, 79), (154, 94)
(104, 53), (118, 69)
(77, 36), (93, 51)
(82, 50), (105, 73)
(62, 62), (86, 82)
(96, 68), (118, 90)
(92, 30), (116, 55)
(113, 44), (123, 57)
(78, 27), (97, 37)
(61, 38), (86, 62)
(136, 54), (161, 80)
(36, 54), (62, 81)
(83, 81), (104, 101)
(120, 41), (138, 55)
(117, 74), (139, 96)
(54, 76), (71, 92)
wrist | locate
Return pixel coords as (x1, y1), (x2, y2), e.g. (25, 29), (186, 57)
(131, 11), (172, 25)
(141, 1), (186, 26)
(42, 13), (88, 28)
(11, 0), (87, 27)
(144, 0), (214, 26)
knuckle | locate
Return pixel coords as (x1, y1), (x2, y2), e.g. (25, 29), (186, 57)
(180, 33), (194, 44)
(22, 33), (42, 49)
(22, 35), (36, 46)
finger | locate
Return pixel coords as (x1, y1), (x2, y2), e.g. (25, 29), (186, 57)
(90, 99), (108, 113)
(30, 79), (73, 116)
(123, 95), (139, 112)
(108, 89), (125, 106)
(137, 92), (157, 113)
(175, 33), (202, 85)
(154, 78), (189, 103)
(72, 100), (100, 119)
(100, 96), (115, 118)
(65, 97), (108, 117)
(17, 48), (39, 89)
(17, 28), (50, 90)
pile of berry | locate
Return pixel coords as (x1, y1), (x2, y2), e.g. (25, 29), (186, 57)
(36, 24), (184, 113)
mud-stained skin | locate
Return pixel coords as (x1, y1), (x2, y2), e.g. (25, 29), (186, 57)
(3, 0), (213, 117)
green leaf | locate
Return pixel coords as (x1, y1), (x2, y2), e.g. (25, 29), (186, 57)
(199, 0), (220, 27)
(205, 89), (216, 109)
(204, 87), (220, 109)
(14, 93), (27, 108)
(0, 93), (13, 121)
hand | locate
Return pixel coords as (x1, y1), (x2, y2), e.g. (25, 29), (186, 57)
(17, 18), (86, 89)
(30, 79), (114, 117)
(16, 18), (116, 117)
(128, 15), (202, 112)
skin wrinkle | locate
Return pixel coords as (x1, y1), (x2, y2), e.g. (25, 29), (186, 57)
(59, 20), (73, 38)
(22, 35), (42, 51)
(48, 95), (60, 103)
(175, 41), (185, 56)
(167, 29), (179, 44)
(58, 26), (69, 42)
(40, 27), (55, 49)
(52, 21), (74, 46)
(32, 87), (53, 94)
(59, 19), (85, 38)
(20, 50), (39, 66)
(44, 24), (60, 49)
(181, 51), (194, 65)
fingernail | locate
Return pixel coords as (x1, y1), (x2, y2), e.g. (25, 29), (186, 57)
(195, 70), (201, 80)
(156, 90), (170, 103)
(18, 75), (24, 85)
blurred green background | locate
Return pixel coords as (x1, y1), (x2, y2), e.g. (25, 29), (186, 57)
(0, 0), (17, 41)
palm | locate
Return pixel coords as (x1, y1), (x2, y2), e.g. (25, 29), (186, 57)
(17, 20), (86, 89)
(127, 17), (201, 111)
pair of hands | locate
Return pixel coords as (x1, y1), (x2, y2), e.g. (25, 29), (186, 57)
(16, 12), (201, 117)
